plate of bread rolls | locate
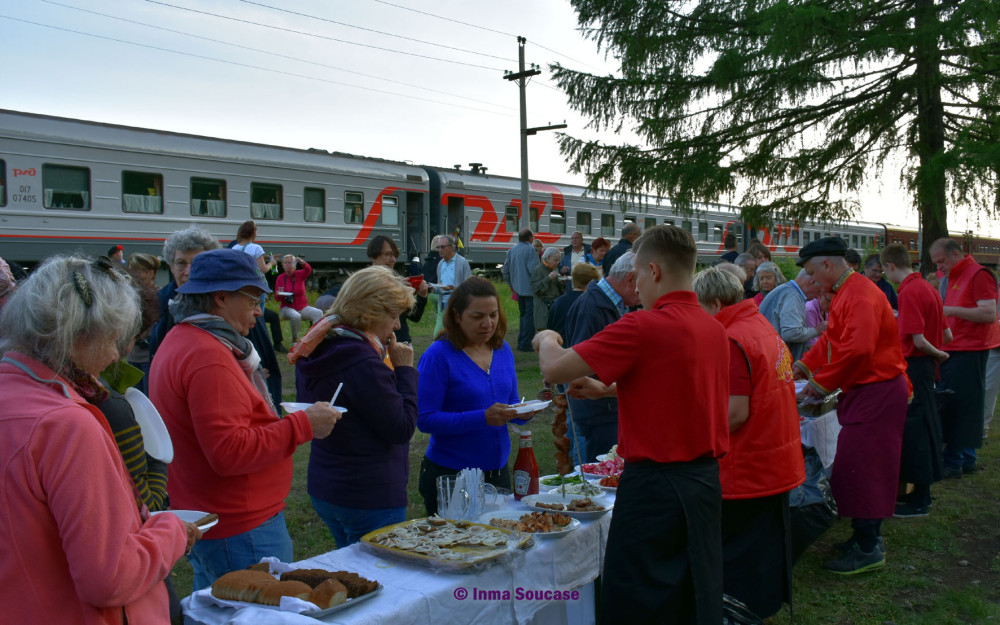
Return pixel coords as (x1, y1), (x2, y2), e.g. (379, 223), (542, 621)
(208, 565), (381, 617)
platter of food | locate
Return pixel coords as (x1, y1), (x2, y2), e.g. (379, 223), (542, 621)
(151, 509), (219, 532)
(577, 456), (624, 478)
(360, 516), (532, 570)
(477, 510), (580, 537)
(521, 494), (613, 521)
(595, 474), (620, 493)
(510, 399), (551, 414)
(205, 566), (381, 618)
(539, 473), (583, 487)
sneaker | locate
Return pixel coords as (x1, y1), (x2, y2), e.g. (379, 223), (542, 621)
(826, 543), (885, 575)
(942, 466), (963, 480)
(893, 501), (930, 518)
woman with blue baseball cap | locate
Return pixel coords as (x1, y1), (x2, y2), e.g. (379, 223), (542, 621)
(150, 248), (342, 591)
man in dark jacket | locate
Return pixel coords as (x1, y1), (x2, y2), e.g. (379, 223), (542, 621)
(602, 222), (642, 276)
(559, 231), (591, 293)
(563, 251), (639, 463)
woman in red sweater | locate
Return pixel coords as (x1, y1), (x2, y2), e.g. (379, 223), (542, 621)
(693, 266), (805, 619)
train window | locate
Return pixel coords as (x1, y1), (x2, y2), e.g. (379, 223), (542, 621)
(190, 178), (226, 217)
(0, 159), (5, 206)
(624, 215), (637, 226)
(43, 164), (91, 210)
(698, 221), (708, 241)
(381, 195), (399, 226)
(645, 217), (657, 230)
(505, 205), (518, 232)
(601, 214), (615, 236)
(814, 232), (822, 242)
(345, 191), (364, 224)
(852, 235), (859, 248)
(304, 188), (325, 222)
(682, 219), (692, 234)
(576, 211), (592, 235)
(664, 220), (674, 227)
(251, 183), (283, 220)
(529, 206), (539, 232)
(550, 211), (566, 234)
(121, 171), (163, 214)
(790, 229), (799, 245)
(713, 224), (723, 243)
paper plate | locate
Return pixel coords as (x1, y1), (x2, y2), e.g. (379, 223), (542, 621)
(280, 402), (348, 414)
(125, 387), (173, 463)
(509, 399), (551, 414)
(152, 509), (219, 532)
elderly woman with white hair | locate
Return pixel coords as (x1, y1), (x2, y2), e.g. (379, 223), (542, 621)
(531, 246), (564, 331)
(293, 265), (419, 547)
(752, 260), (785, 306)
(692, 266), (804, 619)
(0, 255), (201, 623)
(150, 249), (341, 590)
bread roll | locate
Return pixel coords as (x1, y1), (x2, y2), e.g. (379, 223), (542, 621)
(310, 578), (348, 609)
(211, 570), (276, 602)
(255, 580), (313, 606)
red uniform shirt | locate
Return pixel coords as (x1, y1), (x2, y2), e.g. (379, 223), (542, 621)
(896, 272), (946, 359)
(799, 271), (907, 394)
(573, 290), (730, 463)
(943, 254), (1000, 351)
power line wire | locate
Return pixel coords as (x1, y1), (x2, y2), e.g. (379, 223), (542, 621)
(234, 0), (510, 62)
(140, 0), (506, 72)
(371, 0), (600, 71)
(0, 15), (514, 116)
(39, 0), (512, 111)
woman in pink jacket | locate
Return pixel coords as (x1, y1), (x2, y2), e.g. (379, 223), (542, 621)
(0, 255), (201, 624)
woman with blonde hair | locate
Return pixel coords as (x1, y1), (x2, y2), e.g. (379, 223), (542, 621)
(295, 265), (420, 546)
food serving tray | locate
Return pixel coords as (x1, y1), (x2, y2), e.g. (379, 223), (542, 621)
(477, 510), (581, 538)
(205, 583), (382, 619)
(521, 493), (614, 520)
(360, 517), (532, 572)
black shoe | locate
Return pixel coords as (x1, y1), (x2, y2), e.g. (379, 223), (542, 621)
(962, 463), (977, 475)
(942, 466), (963, 480)
(273, 343), (288, 353)
(833, 536), (886, 554)
(826, 542), (885, 575)
(893, 501), (929, 518)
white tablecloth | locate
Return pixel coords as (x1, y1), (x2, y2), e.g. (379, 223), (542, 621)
(182, 498), (612, 625)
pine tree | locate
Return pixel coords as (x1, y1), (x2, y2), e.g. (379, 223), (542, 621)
(553, 0), (1000, 269)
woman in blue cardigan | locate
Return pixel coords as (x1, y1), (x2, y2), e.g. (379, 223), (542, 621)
(417, 277), (534, 515)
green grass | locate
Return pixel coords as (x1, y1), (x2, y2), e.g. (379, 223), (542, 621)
(170, 283), (1000, 625)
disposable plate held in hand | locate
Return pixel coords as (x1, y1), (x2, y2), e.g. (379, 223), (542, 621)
(509, 399), (551, 414)
(521, 493), (613, 521)
(151, 509), (219, 532)
(280, 402), (348, 414)
(125, 387), (173, 463)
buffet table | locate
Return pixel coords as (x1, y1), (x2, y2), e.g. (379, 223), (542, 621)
(182, 497), (613, 625)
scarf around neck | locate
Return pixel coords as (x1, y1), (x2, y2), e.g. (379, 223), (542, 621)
(179, 313), (278, 417)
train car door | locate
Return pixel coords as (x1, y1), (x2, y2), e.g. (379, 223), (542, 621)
(402, 191), (427, 259)
(447, 196), (465, 254)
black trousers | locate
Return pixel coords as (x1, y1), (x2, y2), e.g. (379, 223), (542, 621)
(720, 492), (791, 619)
(263, 307), (284, 346)
(417, 456), (511, 516)
(601, 459), (722, 625)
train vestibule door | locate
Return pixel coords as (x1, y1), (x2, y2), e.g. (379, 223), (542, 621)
(402, 191), (427, 261)
(447, 196), (465, 255)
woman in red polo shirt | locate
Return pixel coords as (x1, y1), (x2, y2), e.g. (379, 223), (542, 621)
(693, 267), (805, 619)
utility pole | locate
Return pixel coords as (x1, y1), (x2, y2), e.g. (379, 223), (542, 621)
(504, 37), (565, 231)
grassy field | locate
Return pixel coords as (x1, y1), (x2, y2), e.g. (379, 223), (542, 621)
(169, 282), (1000, 624)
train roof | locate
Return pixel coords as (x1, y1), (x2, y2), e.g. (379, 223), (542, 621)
(0, 109), (428, 184)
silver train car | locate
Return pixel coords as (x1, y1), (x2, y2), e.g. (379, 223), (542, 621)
(0, 109), (886, 280)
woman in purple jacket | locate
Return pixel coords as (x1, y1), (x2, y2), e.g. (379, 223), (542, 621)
(295, 266), (418, 547)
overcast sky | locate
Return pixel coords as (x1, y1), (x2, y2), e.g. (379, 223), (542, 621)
(2, 0), (994, 236)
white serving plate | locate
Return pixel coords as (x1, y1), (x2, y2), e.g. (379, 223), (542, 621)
(280, 402), (348, 414)
(509, 399), (551, 414)
(207, 583), (382, 618)
(477, 510), (580, 537)
(546, 482), (605, 497)
(538, 472), (584, 488)
(151, 509), (219, 532)
(521, 493), (613, 521)
(125, 387), (173, 463)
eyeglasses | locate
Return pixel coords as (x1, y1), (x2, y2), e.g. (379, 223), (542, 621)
(236, 290), (265, 309)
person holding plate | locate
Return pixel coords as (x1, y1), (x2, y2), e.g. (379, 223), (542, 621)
(294, 265), (420, 547)
(0, 254), (201, 623)
(417, 277), (538, 515)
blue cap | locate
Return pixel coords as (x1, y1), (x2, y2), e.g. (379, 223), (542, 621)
(176, 248), (271, 294)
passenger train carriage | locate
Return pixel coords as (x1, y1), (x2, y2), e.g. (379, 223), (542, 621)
(1, 110), (993, 282)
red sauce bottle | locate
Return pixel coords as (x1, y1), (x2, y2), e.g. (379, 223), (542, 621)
(512, 431), (539, 500)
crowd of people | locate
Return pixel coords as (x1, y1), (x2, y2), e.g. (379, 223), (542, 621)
(1, 219), (998, 624)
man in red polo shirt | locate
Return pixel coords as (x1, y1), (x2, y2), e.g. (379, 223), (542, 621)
(534, 225), (729, 625)
(881, 244), (950, 518)
(795, 237), (908, 575)
(930, 238), (1000, 477)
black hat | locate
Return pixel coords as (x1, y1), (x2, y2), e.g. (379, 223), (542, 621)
(796, 237), (848, 266)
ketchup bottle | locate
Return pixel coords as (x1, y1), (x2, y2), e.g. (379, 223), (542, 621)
(512, 431), (539, 500)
